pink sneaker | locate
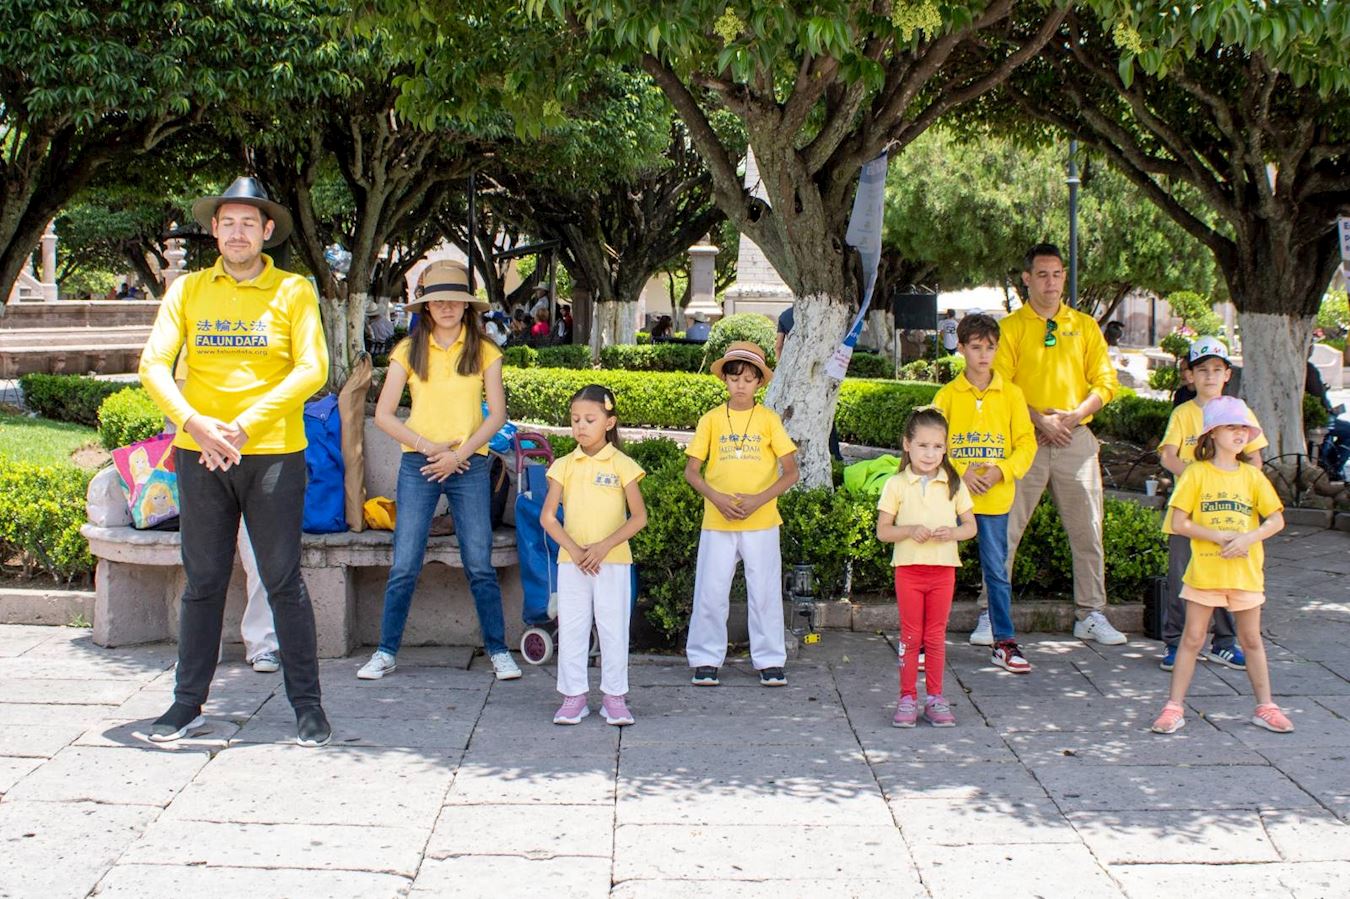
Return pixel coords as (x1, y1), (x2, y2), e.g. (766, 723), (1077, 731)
(1252, 704), (1294, 733)
(892, 696), (918, 728)
(600, 694), (635, 726)
(1151, 700), (1185, 734)
(552, 694), (589, 725)
(924, 696), (956, 727)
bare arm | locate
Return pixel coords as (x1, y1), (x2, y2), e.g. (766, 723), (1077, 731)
(684, 455), (747, 520)
(1160, 444), (1186, 477)
(540, 479), (587, 564)
(734, 451), (800, 515)
(373, 362), (450, 455)
(877, 509), (928, 544)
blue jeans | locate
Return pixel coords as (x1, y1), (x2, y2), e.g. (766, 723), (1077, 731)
(377, 452), (507, 656)
(976, 513), (1015, 642)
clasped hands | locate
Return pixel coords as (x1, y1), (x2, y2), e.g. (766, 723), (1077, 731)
(709, 490), (768, 521)
(419, 439), (472, 482)
(1034, 408), (1082, 447)
(908, 524), (957, 544)
(185, 415), (248, 470)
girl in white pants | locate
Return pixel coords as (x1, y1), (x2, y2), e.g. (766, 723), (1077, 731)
(540, 385), (648, 726)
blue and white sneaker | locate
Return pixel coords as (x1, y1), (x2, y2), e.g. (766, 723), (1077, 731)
(1160, 645), (1177, 672)
(1208, 645), (1247, 670)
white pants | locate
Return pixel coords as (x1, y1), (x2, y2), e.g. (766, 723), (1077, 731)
(556, 563), (631, 697)
(686, 527), (786, 670)
(236, 523), (278, 661)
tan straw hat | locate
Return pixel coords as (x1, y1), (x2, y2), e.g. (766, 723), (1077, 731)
(408, 260), (489, 310)
(711, 340), (773, 384)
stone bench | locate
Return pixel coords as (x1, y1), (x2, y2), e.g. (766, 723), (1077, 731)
(83, 419), (526, 658)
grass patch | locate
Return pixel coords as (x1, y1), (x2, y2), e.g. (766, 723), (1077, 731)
(0, 412), (101, 467)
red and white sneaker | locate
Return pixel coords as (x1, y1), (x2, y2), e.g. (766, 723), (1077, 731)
(991, 640), (1032, 674)
(1251, 704), (1294, 733)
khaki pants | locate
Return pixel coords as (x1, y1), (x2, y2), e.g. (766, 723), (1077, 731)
(979, 425), (1106, 619)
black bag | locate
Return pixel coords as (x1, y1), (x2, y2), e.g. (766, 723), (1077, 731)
(490, 454), (510, 527)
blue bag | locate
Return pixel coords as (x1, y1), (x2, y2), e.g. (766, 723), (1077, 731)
(483, 402), (518, 454)
(302, 394), (348, 533)
(515, 463), (560, 626)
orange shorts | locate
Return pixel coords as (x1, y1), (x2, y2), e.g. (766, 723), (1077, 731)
(1180, 586), (1265, 612)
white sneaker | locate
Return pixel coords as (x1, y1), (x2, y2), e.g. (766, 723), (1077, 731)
(1074, 611), (1127, 645)
(250, 651), (280, 673)
(357, 650), (396, 680)
(490, 651), (522, 680)
(969, 611), (993, 646)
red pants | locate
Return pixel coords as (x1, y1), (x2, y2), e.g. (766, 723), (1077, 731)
(896, 565), (956, 699)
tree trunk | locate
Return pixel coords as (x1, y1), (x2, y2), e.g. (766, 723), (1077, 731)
(1236, 310), (1313, 460)
(863, 308), (897, 366)
(765, 295), (851, 488)
(589, 300), (637, 356)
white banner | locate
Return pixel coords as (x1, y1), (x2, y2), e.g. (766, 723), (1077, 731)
(825, 153), (889, 381)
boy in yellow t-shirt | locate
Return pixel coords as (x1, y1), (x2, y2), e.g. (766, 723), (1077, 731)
(934, 314), (1037, 674)
(1157, 336), (1267, 673)
(684, 342), (799, 687)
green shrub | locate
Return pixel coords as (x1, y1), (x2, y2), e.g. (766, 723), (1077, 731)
(635, 330), (651, 345)
(1011, 497), (1165, 601)
(624, 436), (687, 472)
(19, 374), (137, 427)
(1304, 392), (1330, 431)
(1159, 328), (1194, 360)
(502, 346), (538, 368)
(847, 352), (893, 379)
(599, 343), (706, 373)
(1148, 365), (1181, 392)
(0, 458), (94, 582)
(536, 344), (591, 369)
(702, 312), (777, 369)
(1089, 394), (1172, 446)
(504, 368), (729, 430)
(899, 359), (933, 381)
(98, 388), (165, 449)
(833, 380), (940, 447)
(632, 464), (705, 638)
(545, 434), (578, 458)
(934, 354), (966, 383)
(1165, 290), (1223, 338)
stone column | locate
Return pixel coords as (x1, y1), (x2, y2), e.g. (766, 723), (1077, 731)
(162, 231), (188, 292)
(722, 148), (794, 318)
(40, 220), (58, 301)
(683, 236), (722, 325)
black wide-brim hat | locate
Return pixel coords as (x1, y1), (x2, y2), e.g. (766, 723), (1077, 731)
(191, 176), (294, 248)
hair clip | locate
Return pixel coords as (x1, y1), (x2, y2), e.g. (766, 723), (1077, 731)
(603, 396), (614, 411)
(914, 404), (939, 413)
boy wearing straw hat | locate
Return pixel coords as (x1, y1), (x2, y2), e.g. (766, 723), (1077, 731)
(684, 342), (800, 687)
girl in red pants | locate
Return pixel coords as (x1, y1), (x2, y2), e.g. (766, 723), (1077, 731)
(876, 408), (976, 727)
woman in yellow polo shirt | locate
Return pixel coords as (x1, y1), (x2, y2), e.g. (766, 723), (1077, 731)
(356, 261), (521, 682)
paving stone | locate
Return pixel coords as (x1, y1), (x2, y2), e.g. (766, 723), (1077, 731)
(892, 797), (1079, 845)
(1035, 763), (1317, 812)
(0, 655), (172, 682)
(425, 803), (613, 859)
(612, 823), (914, 884)
(5, 745), (209, 806)
(0, 754), (42, 794)
(121, 819), (425, 875)
(1206, 659), (1350, 696)
(0, 722), (85, 757)
(445, 748), (616, 806)
(0, 800), (158, 899)
(234, 711), (476, 751)
(909, 842), (1123, 897)
(1113, 862), (1294, 897)
(855, 724), (1018, 764)
(615, 744), (891, 826)
(1280, 861), (1350, 898)
(0, 677), (145, 705)
(1193, 695), (1350, 748)
(88, 864), (411, 898)
(0, 624), (58, 657)
(74, 716), (240, 750)
(628, 660), (835, 689)
(870, 760), (1049, 802)
(410, 855), (611, 898)
(163, 744), (455, 827)
(1257, 746), (1350, 800)
(1005, 728), (1266, 767)
(972, 696), (1163, 732)
(611, 879), (902, 898)
(618, 688), (857, 747)
(1067, 809), (1280, 863)
(1260, 810), (1350, 862)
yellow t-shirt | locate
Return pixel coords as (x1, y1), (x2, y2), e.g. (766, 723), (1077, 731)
(1168, 461), (1282, 592)
(1160, 399), (1268, 534)
(389, 331), (502, 455)
(139, 255), (329, 454)
(876, 468), (975, 567)
(546, 444), (645, 564)
(933, 372), (1037, 516)
(686, 403), (797, 531)
(994, 302), (1116, 424)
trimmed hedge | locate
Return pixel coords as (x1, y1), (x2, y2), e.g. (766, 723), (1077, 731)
(1089, 393), (1172, 446)
(833, 380), (940, 447)
(98, 387), (165, 449)
(599, 343), (706, 373)
(847, 352), (892, 379)
(502, 344), (593, 370)
(703, 313), (777, 367)
(19, 374), (137, 427)
(0, 458), (94, 582)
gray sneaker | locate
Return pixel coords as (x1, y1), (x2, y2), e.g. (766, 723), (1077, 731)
(490, 651), (522, 680)
(357, 650), (396, 680)
(251, 651), (280, 673)
(968, 611), (993, 646)
(1073, 611), (1127, 645)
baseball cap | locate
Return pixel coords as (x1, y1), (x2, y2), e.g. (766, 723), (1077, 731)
(1188, 336), (1231, 367)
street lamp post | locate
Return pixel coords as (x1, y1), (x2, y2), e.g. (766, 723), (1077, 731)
(1066, 139), (1080, 308)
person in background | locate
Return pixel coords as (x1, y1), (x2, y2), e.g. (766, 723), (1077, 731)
(938, 309), (959, 355)
(775, 306), (794, 360)
(553, 304), (573, 343)
(650, 315), (674, 341)
(483, 310), (509, 347)
(1171, 356), (1197, 406)
(685, 311), (712, 342)
(530, 307), (551, 341)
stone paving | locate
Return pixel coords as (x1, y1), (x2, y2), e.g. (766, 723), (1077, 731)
(1, 525), (1348, 897)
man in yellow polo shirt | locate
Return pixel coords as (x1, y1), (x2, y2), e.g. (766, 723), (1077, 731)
(139, 177), (332, 746)
(970, 243), (1126, 647)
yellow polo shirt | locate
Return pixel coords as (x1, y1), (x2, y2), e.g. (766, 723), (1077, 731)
(933, 372), (1037, 515)
(1160, 399), (1268, 534)
(876, 468), (974, 567)
(140, 255), (328, 454)
(1169, 461), (1282, 592)
(546, 444), (645, 564)
(389, 332), (502, 455)
(994, 303), (1116, 423)
(686, 403), (797, 531)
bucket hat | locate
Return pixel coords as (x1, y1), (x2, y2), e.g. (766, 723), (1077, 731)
(1200, 395), (1261, 441)
(711, 340), (773, 384)
(408, 260), (489, 310)
(1188, 335), (1231, 367)
(191, 176), (293, 248)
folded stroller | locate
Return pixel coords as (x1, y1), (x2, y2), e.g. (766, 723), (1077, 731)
(511, 433), (563, 664)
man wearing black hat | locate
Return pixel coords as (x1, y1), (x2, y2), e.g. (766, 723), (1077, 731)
(138, 177), (332, 746)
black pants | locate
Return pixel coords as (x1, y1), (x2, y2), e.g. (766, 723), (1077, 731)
(174, 449), (321, 711)
(1163, 533), (1236, 651)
